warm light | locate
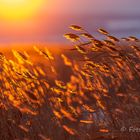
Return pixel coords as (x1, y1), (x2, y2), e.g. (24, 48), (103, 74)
(0, 0), (44, 20)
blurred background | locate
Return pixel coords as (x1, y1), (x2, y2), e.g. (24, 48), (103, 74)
(0, 0), (140, 44)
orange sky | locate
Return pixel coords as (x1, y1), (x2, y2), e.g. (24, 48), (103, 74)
(0, 0), (140, 43)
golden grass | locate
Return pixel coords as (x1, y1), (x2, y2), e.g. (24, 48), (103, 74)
(0, 25), (140, 140)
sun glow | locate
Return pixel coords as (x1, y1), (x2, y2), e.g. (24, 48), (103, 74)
(0, 0), (44, 20)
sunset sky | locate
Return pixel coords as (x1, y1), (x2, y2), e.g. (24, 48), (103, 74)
(0, 0), (140, 43)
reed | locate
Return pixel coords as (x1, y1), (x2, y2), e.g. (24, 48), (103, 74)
(0, 25), (140, 140)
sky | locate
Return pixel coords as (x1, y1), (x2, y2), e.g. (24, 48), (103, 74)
(0, 0), (140, 43)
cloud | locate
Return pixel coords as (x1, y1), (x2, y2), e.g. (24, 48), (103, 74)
(0, 0), (140, 43)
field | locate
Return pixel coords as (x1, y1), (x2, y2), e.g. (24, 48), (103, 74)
(0, 26), (140, 140)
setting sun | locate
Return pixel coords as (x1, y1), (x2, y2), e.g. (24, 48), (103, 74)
(0, 0), (140, 140)
(0, 0), (44, 20)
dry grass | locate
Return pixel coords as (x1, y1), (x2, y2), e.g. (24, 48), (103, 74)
(0, 25), (140, 140)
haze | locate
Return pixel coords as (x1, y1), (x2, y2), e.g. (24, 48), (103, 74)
(0, 0), (140, 44)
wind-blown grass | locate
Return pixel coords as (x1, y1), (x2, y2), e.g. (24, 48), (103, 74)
(0, 25), (140, 140)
